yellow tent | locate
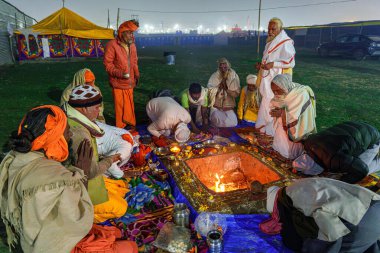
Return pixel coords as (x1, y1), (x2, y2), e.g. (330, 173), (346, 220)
(16, 7), (114, 39)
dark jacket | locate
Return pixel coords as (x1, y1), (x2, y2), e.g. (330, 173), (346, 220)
(304, 121), (380, 183)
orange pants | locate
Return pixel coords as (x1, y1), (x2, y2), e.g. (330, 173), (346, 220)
(112, 88), (135, 128)
(71, 224), (138, 253)
(93, 178), (129, 223)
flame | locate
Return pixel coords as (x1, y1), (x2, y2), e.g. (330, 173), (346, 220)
(215, 173), (225, 192)
(170, 145), (181, 154)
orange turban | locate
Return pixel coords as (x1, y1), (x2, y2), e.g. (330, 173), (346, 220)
(118, 20), (138, 39)
(18, 105), (69, 162)
(84, 70), (95, 84)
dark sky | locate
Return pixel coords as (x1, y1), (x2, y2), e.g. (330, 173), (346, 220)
(7, 0), (380, 32)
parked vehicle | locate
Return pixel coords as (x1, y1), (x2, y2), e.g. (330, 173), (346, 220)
(317, 34), (380, 60)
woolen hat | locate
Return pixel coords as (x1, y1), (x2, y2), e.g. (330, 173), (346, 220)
(68, 84), (102, 108)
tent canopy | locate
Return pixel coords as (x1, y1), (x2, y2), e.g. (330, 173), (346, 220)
(16, 7), (114, 39)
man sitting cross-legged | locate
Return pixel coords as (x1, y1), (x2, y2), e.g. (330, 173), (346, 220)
(64, 84), (129, 223)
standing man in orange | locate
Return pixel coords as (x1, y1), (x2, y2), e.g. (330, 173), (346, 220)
(104, 20), (140, 129)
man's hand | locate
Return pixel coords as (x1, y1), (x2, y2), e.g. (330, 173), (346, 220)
(135, 78), (139, 87)
(75, 139), (93, 178)
(270, 108), (282, 118)
(108, 153), (121, 163)
(255, 62), (262, 71)
(219, 79), (228, 90)
(261, 62), (274, 70)
(152, 135), (169, 147)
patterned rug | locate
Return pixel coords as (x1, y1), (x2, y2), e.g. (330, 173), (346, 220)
(104, 171), (208, 252)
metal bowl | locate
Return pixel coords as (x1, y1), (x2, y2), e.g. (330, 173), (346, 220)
(194, 143), (205, 149)
(203, 139), (216, 146)
(154, 147), (170, 156)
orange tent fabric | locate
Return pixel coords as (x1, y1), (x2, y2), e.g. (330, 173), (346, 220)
(15, 7), (114, 39)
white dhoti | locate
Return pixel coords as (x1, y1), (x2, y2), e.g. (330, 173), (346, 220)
(96, 121), (136, 178)
(359, 142), (380, 174)
(272, 117), (303, 159)
(210, 108), (238, 127)
(256, 95), (275, 136)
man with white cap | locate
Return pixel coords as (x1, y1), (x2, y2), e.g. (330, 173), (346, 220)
(237, 74), (260, 124)
(261, 178), (380, 253)
(146, 96), (192, 146)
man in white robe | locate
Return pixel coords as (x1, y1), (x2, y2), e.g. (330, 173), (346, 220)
(255, 18), (296, 136)
(207, 58), (240, 127)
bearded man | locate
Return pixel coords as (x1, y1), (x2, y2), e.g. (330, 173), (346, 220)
(255, 17), (296, 136)
(104, 20), (140, 129)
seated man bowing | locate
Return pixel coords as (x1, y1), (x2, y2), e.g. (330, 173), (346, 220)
(207, 57), (240, 127)
(181, 82), (209, 133)
(65, 84), (129, 223)
(146, 96), (191, 146)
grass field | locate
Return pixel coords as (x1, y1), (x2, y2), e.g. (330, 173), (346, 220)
(0, 45), (380, 250)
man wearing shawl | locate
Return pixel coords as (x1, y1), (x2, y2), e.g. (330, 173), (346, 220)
(207, 58), (240, 127)
(146, 96), (192, 146)
(104, 20), (140, 129)
(270, 74), (316, 159)
(61, 68), (106, 122)
(0, 105), (93, 253)
(237, 74), (260, 124)
(65, 85), (129, 223)
(261, 178), (380, 253)
(255, 18), (296, 136)
(180, 82), (209, 133)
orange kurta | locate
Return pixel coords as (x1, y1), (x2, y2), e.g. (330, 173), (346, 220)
(112, 88), (135, 128)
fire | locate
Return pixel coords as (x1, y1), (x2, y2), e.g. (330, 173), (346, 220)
(170, 145), (181, 154)
(215, 173), (225, 192)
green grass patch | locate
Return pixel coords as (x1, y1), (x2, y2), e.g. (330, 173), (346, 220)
(0, 45), (379, 151)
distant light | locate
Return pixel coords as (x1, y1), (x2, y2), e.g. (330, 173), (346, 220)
(174, 24), (180, 30)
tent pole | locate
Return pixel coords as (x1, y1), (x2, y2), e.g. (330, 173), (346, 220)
(107, 9), (110, 28)
(256, 0), (262, 58)
(116, 8), (120, 30)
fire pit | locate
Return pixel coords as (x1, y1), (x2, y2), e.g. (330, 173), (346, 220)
(186, 152), (281, 193)
(161, 146), (297, 214)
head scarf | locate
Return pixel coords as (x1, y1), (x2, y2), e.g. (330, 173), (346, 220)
(246, 74), (258, 88)
(118, 20), (138, 39)
(69, 84), (103, 108)
(175, 122), (190, 143)
(272, 74), (298, 94)
(18, 105), (68, 162)
(217, 57), (231, 69)
(84, 70), (95, 84)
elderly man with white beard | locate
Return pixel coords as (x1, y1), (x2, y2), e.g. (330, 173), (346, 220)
(255, 18), (296, 136)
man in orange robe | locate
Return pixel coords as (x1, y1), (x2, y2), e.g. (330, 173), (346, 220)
(104, 20), (140, 129)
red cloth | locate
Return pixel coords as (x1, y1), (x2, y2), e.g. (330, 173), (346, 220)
(131, 144), (151, 166)
(103, 39), (139, 90)
(152, 135), (169, 147)
(121, 134), (134, 145)
(71, 224), (138, 253)
(259, 191), (282, 235)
